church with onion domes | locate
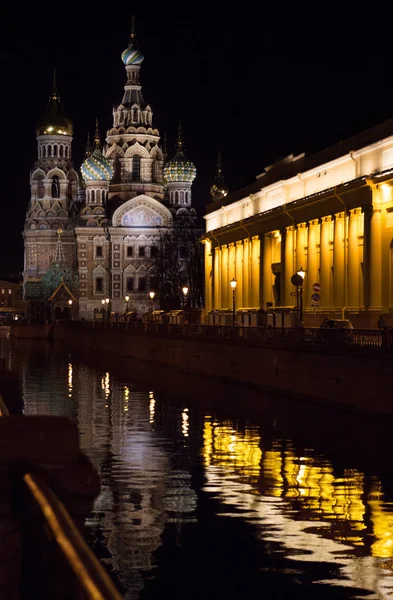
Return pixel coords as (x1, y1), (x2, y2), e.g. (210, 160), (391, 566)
(23, 21), (199, 321)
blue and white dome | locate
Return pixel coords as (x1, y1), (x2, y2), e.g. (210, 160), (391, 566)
(81, 148), (113, 182)
(121, 43), (144, 66)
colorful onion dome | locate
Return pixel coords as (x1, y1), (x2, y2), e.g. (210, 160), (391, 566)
(163, 124), (196, 183)
(81, 148), (113, 182)
(164, 151), (197, 183)
(122, 44), (144, 66)
(122, 19), (144, 66)
(36, 71), (73, 136)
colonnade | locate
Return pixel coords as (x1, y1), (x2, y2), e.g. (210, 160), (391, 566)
(204, 205), (384, 316)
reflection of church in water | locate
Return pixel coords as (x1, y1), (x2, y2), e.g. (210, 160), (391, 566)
(23, 22), (197, 320)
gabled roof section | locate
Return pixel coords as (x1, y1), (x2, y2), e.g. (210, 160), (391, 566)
(48, 280), (77, 302)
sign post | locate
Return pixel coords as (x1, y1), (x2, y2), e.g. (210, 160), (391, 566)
(311, 283), (321, 327)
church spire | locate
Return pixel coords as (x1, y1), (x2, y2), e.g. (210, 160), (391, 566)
(130, 14), (137, 46)
(176, 121), (184, 153)
(48, 69), (60, 105)
(84, 132), (91, 158)
(94, 118), (101, 150)
(210, 151), (229, 201)
(53, 228), (68, 268)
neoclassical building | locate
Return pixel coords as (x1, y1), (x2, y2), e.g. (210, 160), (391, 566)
(23, 24), (197, 320)
(204, 118), (393, 327)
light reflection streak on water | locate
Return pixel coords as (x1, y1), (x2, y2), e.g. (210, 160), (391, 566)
(202, 415), (393, 599)
(149, 390), (155, 424)
(68, 363), (73, 398)
(181, 408), (189, 437)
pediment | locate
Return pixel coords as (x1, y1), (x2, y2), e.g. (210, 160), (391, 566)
(112, 195), (172, 228)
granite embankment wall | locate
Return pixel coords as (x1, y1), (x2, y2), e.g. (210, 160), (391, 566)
(52, 323), (393, 414)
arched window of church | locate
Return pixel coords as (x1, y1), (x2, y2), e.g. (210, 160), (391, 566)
(186, 191), (189, 204)
(91, 190), (95, 203)
(65, 146), (68, 158)
(175, 191), (179, 203)
(67, 180), (73, 199)
(133, 108), (138, 122)
(37, 178), (44, 199)
(48, 146), (52, 157)
(51, 176), (60, 198)
(59, 146), (63, 158)
(54, 145), (58, 157)
(132, 156), (141, 181)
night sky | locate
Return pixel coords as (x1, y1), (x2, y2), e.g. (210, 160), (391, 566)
(0, 6), (390, 276)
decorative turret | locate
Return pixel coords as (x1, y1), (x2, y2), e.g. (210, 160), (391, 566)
(36, 70), (73, 138)
(210, 152), (228, 201)
(121, 16), (144, 67)
(79, 121), (112, 227)
(105, 20), (164, 193)
(81, 120), (113, 185)
(163, 123), (196, 219)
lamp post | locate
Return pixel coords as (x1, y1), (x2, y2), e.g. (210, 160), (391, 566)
(230, 278), (237, 325)
(182, 286), (189, 324)
(105, 297), (110, 322)
(101, 299), (106, 323)
(297, 266), (306, 326)
(125, 295), (129, 319)
(149, 291), (155, 321)
(68, 299), (73, 321)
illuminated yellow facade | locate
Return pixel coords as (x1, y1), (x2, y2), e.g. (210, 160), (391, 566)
(204, 119), (393, 327)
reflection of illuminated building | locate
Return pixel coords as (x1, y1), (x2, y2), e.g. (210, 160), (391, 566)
(202, 415), (393, 596)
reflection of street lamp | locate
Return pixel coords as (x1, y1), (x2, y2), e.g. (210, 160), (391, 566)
(297, 266), (306, 326)
(230, 278), (237, 325)
(125, 295), (129, 314)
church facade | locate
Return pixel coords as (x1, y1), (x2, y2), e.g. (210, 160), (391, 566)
(23, 25), (197, 321)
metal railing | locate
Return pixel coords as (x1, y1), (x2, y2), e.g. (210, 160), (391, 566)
(68, 321), (392, 351)
(18, 471), (123, 600)
(0, 396), (122, 599)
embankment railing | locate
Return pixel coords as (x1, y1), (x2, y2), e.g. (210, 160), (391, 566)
(0, 393), (122, 600)
(65, 321), (390, 351)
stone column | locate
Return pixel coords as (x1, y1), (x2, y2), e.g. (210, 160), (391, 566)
(370, 208), (382, 310)
(307, 220), (319, 303)
(243, 238), (250, 308)
(251, 236), (261, 308)
(320, 216), (333, 310)
(347, 208), (362, 310)
(333, 212), (345, 309)
(204, 240), (213, 313)
(263, 234), (273, 306)
(235, 240), (244, 308)
(279, 228), (286, 306)
(221, 244), (228, 309)
(214, 246), (221, 309)
(284, 226), (295, 306)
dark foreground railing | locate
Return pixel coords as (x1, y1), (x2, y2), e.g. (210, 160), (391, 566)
(68, 321), (391, 352)
(17, 471), (122, 600)
(0, 392), (122, 600)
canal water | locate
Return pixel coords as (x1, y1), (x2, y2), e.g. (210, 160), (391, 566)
(3, 336), (393, 599)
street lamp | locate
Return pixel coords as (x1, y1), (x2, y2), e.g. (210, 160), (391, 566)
(149, 291), (155, 320)
(105, 297), (110, 321)
(230, 278), (237, 325)
(101, 299), (106, 323)
(68, 299), (72, 306)
(182, 286), (189, 324)
(297, 266), (306, 327)
(125, 295), (130, 315)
